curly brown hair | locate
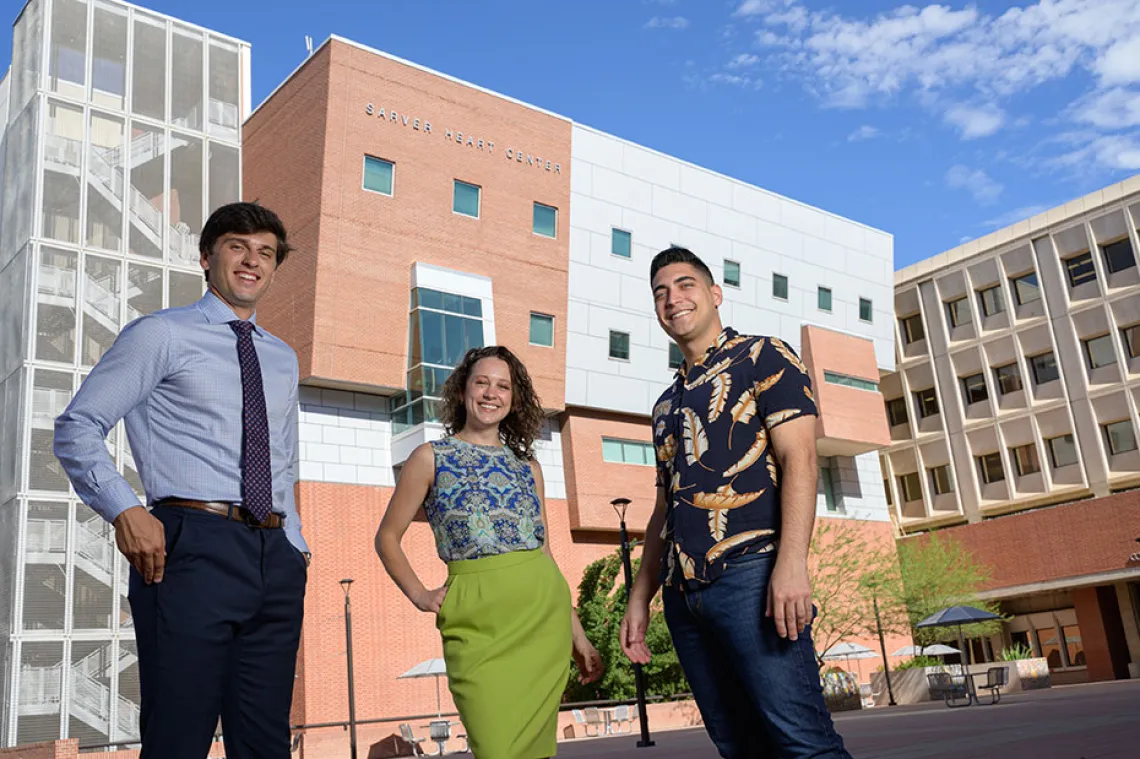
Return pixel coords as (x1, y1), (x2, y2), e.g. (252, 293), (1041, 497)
(439, 346), (545, 460)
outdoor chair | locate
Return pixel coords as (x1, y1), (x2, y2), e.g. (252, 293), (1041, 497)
(583, 707), (607, 736)
(611, 704), (633, 733)
(927, 671), (971, 707)
(398, 723), (427, 756)
(975, 666), (1009, 705)
(571, 709), (591, 737)
(428, 720), (452, 755)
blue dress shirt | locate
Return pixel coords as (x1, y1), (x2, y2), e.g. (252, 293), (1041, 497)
(54, 291), (309, 554)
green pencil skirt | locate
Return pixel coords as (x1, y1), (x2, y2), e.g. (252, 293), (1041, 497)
(436, 549), (572, 758)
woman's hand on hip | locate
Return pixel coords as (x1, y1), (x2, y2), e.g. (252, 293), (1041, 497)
(414, 585), (448, 613)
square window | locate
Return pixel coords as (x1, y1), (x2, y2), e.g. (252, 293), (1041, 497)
(1104, 420), (1137, 455)
(1030, 353), (1059, 385)
(1065, 251), (1096, 287)
(1084, 334), (1117, 370)
(898, 472), (922, 502)
(362, 156), (393, 195)
(1048, 434), (1078, 468)
(915, 387), (939, 418)
(1102, 238), (1135, 274)
(453, 180), (480, 218)
(947, 297), (972, 328)
(612, 228), (632, 258)
(978, 286), (1004, 317)
(601, 438), (624, 463)
(961, 373), (988, 405)
(818, 286), (832, 312)
(668, 343), (684, 370)
(529, 313), (554, 347)
(1011, 272), (1041, 306)
(724, 260), (741, 288)
(609, 330), (630, 360)
(1011, 444), (1040, 476)
(773, 273), (788, 300)
(886, 397), (908, 427)
(901, 314), (925, 344)
(1123, 325), (1140, 359)
(929, 465), (953, 495)
(977, 452), (1005, 484)
(994, 363), (1023, 395)
(859, 298), (873, 322)
(533, 202), (557, 238)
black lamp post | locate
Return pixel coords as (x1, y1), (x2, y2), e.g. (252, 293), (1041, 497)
(341, 579), (359, 759)
(872, 593), (897, 706)
(612, 498), (654, 748)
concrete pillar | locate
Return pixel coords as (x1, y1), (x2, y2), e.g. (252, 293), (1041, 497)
(1073, 585), (1131, 681)
(1115, 581), (1140, 678)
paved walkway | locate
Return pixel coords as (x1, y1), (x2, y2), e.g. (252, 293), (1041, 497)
(556, 679), (1140, 758)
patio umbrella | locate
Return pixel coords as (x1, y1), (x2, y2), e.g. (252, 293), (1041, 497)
(891, 644), (961, 658)
(916, 606), (1003, 669)
(398, 657), (448, 717)
(821, 642), (877, 680)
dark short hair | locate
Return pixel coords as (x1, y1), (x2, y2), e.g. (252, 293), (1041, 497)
(649, 247), (715, 286)
(199, 202), (292, 280)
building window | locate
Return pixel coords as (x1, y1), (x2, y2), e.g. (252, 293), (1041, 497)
(961, 373), (988, 405)
(978, 286), (1004, 317)
(453, 180), (481, 218)
(1011, 444), (1040, 476)
(529, 313), (554, 347)
(724, 260), (741, 288)
(929, 465), (953, 495)
(824, 371), (878, 392)
(1030, 352), (1060, 386)
(977, 452), (1005, 485)
(1084, 334), (1117, 370)
(1062, 624), (1085, 666)
(884, 478), (892, 506)
(859, 298), (873, 323)
(994, 363), (1023, 395)
(915, 387), (939, 418)
(1065, 251), (1096, 287)
(609, 330), (630, 360)
(362, 155), (394, 195)
(818, 286), (832, 312)
(1048, 434), (1078, 468)
(668, 343), (684, 370)
(533, 202), (557, 238)
(898, 472), (922, 502)
(1104, 420), (1138, 455)
(901, 314), (925, 344)
(886, 397), (909, 427)
(1123, 325), (1140, 359)
(947, 297), (972, 328)
(1011, 272), (1041, 306)
(773, 274), (788, 300)
(821, 463), (841, 512)
(392, 287), (485, 434)
(1101, 238), (1135, 274)
(602, 437), (655, 466)
(612, 228), (632, 258)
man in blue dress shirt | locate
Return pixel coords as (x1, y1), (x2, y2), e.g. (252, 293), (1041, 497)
(55, 202), (309, 759)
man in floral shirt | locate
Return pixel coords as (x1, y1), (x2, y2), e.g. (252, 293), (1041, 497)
(621, 248), (850, 758)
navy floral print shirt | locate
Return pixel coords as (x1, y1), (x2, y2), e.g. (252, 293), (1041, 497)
(653, 327), (818, 589)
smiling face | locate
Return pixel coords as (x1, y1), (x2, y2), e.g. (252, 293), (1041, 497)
(200, 230), (280, 317)
(462, 357), (514, 431)
(651, 262), (723, 346)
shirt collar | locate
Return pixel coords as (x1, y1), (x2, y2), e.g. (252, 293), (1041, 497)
(197, 290), (260, 331)
(673, 327), (738, 381)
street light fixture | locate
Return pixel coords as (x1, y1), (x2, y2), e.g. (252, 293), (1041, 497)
(612, 498), (655, 748)
(341, 579), (359, 759)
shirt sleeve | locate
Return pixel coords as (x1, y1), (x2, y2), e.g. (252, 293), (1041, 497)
(281, 356), (310, 554)
(754, 337), (819, 429)
(54, 314), (171, 524)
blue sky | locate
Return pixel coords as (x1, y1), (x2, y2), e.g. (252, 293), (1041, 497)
(5, 0), (1140, 269)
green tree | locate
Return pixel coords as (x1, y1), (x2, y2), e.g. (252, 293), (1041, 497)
(564, 548), (688, 703)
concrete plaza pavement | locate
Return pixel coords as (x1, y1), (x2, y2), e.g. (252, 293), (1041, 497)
(555, 679), (1140, 759)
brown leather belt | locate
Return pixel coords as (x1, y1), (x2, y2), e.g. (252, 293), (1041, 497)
(155, 498), (284, 529)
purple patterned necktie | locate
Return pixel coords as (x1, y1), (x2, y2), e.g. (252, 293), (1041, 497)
(230, 320), (273, 523)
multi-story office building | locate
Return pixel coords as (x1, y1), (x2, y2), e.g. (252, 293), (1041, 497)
(881, 177), (1140, 684)
(0, 0), (246, 745)
(244, 36), (899, 743)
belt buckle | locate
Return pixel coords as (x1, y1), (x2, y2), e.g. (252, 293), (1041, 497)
(236, 505), (260, 527)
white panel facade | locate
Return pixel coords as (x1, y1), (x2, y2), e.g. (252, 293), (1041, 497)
(567, 124), (895, 416)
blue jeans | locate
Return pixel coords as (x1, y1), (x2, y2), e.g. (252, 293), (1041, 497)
(663, 551), (851, 759)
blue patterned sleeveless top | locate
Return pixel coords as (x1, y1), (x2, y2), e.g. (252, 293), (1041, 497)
(423, 437), (545, 562)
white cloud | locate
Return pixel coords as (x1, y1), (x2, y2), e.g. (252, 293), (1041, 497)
(1071, 88), (1140, 129)
(1050, 133), (1140, 171)
(982, 205), (1052, 229)
(734, 0), (777, 17)
(944, 103), (1006, 139)
(709, 72), (764, 89)
(645, 16), (690, 30)
(945, 165), (1003, 205)
(1096, 36), (1140, 86)
(847, 125), (879, 142)
(728, 53), (761, 69)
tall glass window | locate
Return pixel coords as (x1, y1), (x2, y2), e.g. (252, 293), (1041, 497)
(87, 111), (125, 252)
(36, 247), (78, 364)
(82, 255), (122, 366)
(128, 123), (166, 260)
(169, 134), (205, 264)
(172, 26), (205, 131)
(131, 13), (167, 121)
(91, 1), (127, 111)
(42, 100), (85, 245)
(208, 37), (241, 140)
(49, 0), (88, 99)
(208, 142), (240, 214)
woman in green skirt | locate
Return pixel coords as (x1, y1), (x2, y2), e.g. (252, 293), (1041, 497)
(377, 346), (604, 758)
